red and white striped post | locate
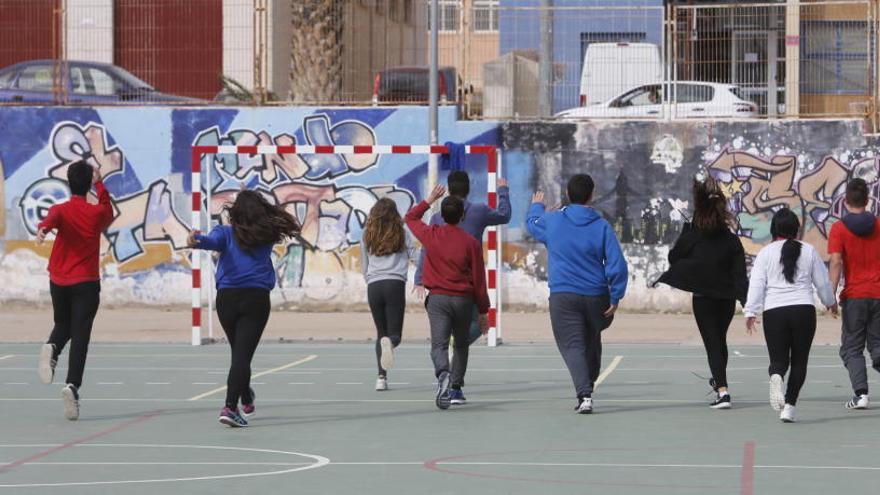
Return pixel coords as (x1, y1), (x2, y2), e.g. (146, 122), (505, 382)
(189, 144), (501, 346)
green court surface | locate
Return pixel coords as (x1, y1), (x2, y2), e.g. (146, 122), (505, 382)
(0, 343), (878, 494)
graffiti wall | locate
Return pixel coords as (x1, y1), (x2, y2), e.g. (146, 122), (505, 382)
(2, 109), (876, 312)
(503, 119), (879, 311)
(0, 106), (501, 306)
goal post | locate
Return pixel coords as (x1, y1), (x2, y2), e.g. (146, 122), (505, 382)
(190, 144), (503, 347)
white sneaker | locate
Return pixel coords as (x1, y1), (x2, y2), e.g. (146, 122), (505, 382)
(576, 397), (593, 414)
(375, 377), (388, 391)
(62, 384), (80, 421)
(845, 394), (869, 410)
(39, 343), (56, 385)
(769, 374), (785, 412)
(780, 404), (797, 423)
(379, 337), (394, 372)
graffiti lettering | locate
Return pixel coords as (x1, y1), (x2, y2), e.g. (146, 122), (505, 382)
(707, 148), (880, 257)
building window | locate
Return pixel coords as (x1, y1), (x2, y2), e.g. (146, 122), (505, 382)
(473, 0), (499, 32)
(403, 0), (414, 24)
(801, 21), (871, 95)
(429, 1), (460, 32)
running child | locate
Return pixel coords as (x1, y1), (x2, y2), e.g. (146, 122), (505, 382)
(188, 190), (300, 427)
(744, 208), (837, 423)
(828, 178), (880, 410)
(361, 198), (417, 391)
(413, 171), (511, 348)
(656, 178), (747, 409)
(36, 160), (113, 421)
(405, 185), (490, 410)
(527, 175), (628, 414)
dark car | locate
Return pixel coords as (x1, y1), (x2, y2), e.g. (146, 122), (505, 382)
(372, 66), (458, 104)
(0, 60), (202, 104)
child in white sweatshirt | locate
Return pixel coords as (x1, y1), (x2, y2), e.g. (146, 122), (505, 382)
(744, 208), (838, 423)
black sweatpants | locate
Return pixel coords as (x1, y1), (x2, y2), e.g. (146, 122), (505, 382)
(216, 288), (271, 409)
(763, 304), (816, 406)
(48, 281), (101, 389)
(693, 296), (736, 389)
(367, 279), (405, 376)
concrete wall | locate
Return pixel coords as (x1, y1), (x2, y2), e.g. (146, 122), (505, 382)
(1, 107), (877, 312)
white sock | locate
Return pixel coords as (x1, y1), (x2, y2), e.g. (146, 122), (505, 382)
(719, 391), (730, 397)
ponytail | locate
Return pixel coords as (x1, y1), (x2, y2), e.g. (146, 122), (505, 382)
(770, 208), (802, 284)
(780, 239), (802, 284)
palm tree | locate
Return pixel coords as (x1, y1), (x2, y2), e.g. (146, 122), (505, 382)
(289, 0), (344, 102)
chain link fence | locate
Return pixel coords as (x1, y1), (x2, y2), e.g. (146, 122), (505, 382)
(0, 0), (876, 127)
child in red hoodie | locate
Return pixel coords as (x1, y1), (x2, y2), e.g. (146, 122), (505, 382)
(36, 161), (113, 420)
(405, 185), (490, 410)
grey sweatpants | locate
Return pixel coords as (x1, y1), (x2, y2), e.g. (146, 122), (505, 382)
(840, 298), (880, 394)
(549, 293), (613, 399)
(426, 294), (473, 387)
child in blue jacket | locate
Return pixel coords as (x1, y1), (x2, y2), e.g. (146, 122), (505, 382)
(188, 190), (300, 427)
(527, 174), (628, 414)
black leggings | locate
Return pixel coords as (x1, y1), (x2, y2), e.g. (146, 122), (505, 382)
(367, 280), (405, 376)
(216, 288), (271, 409)
(763, 305), (816, 406)
(693, 296), (736, 389)
(48, 281), (101, 389)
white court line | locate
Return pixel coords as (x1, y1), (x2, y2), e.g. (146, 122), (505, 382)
(0, 355), (14, 361)
(145, 383), (170, 386)
(1, 462), (313, 466)
(97, 382), (123, 385)
(207, 371), (322, 375)
(2, 383), (27, 386)
(594, 355), (623, 388)
(192, 383), (218, 386)
(288, 382), (315, 385)
(335, 382), (363, 385)
(188, 355), (317, 401)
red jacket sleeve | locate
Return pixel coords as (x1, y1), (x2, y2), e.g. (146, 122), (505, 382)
(470, 238), (490, 314)
(827, 221), (844, 254)
(37, 205), (61, 232)
(404, 201), (433, 248)
(94, 181), (115, 230)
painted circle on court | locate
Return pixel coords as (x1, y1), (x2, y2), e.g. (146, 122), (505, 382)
(0, 443), (330, 488)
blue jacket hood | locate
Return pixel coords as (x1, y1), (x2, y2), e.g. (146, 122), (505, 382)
(562, 204), (603, 226)
(842, 211), (876, 237)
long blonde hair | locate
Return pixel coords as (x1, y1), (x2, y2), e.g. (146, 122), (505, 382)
(363, 198), (406, 256)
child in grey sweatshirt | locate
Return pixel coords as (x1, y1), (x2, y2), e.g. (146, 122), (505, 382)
(361, 198), (417, 391)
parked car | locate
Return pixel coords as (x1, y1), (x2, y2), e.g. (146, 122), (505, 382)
(556, 82), (759, 119)
(0, 60), (202, 104)
(580, 42), (662, 106)
(372, 66), (458, 104)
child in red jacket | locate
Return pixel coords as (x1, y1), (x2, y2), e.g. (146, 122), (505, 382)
(405, 185), (489, 410)
(36, 160), (113, 421)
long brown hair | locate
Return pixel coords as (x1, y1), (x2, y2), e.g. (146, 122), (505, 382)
(363, 198), (406, 256)
(226, 190), (300, 250)
(692, 177), (736, 233)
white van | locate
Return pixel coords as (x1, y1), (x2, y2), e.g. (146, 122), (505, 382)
(580, 42), (661, 106)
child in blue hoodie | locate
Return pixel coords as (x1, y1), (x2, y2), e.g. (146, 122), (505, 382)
(527, 174), (628, 414)
(188, 191), (300, 428)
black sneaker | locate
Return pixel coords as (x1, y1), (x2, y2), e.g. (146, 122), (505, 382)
(435, 371), (451, 410)
(62, 384), (80, 420)
(710, 393), (732, 410)
(450, 388), (467, 405)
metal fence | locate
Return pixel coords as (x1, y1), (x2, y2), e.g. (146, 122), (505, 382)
(0, 0), (877, 126)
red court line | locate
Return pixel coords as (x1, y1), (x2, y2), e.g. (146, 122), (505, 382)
(0, 409), (164, 474)
(740, 441), (756, 495)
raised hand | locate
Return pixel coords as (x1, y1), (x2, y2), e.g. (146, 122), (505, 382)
(426, 185), (446, 204)
(532, 191), (545, 204)
(497, 178), (508, 188)
(187, 230), (200, 248)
